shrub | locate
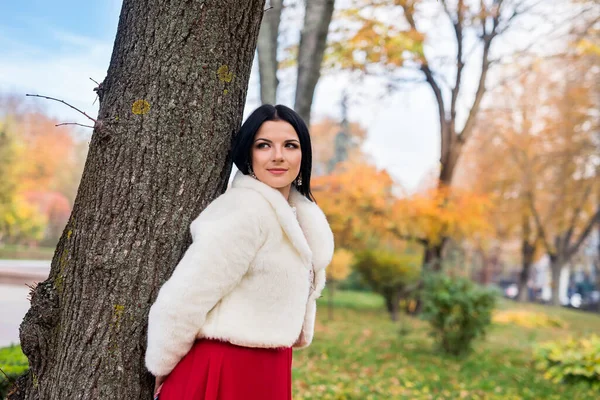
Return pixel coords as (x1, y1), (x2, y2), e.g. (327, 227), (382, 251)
(353, 249), (421, 321)
(0, 345), (28, 398)
(421, 273), (497, 356)
(534, 335), (600, 389)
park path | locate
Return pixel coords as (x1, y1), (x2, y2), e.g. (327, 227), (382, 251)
(0, 260), (50, 347)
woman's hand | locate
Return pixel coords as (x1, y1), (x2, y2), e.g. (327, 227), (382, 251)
(154, 375), (166, 398)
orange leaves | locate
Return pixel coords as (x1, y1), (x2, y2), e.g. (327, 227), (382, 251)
(0, 108), (86, 244)
(313, 161), (396, 249)
(392, 186), (492, 246)
(313, 160), (491, 249)
(328, 249), (354, 281)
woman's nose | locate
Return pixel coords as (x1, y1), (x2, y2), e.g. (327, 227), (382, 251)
(272, 146), (284, 161)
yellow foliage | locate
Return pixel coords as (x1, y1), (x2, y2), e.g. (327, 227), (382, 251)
(493, 310), (567, 329)
(391, 186), (492, 246)
(328, 249), (354, 281)
(313, 161), (396, 249)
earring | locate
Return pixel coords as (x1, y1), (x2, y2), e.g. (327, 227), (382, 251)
(247, 162), (257, 179)
(296, 175), (302, 186)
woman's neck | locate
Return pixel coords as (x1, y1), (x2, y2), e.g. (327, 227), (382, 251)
(276, 185), (292, 202)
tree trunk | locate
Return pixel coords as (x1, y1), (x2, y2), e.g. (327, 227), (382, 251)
(294, 0), (335, 127)
(550, 255), (564, 307)
(389, 289), (401, 322)
(257, 0), (283, 104)
(517, 239), (535, 302)
(11, 1), (265, 399)
(327, 280), (334, 321)
(423, 240), (444, 272)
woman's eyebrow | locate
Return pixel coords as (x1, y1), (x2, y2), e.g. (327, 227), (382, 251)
(254, 138), (300, 143)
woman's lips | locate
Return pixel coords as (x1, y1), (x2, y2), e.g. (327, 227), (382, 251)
(267, 169), (288, 175)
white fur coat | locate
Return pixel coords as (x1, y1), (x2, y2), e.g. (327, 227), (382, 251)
(145, 171), (334, 376)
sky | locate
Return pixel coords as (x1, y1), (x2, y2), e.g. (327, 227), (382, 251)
(0, 1), (556, 191)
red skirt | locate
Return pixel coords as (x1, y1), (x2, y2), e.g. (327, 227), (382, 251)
(158, 339), (293, 400)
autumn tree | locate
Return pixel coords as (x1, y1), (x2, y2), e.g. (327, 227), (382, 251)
(462, 53), (599, 305)
(457, 65), (548, 302)
(0, 117), (46, 244)
(11, 1), (266, 399)
(326, 248), (354, 319)
(310, 115), (368, 176)
(312, 161), (397, 250)
(327, 0), (543, 269)
(527, 61), (599, 306)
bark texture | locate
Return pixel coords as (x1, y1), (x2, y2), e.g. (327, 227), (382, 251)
(11, 0), (265, 398)
(295, 0), (335, 128)
(517, 240), (535, 302)
(257, 0), (283, 104)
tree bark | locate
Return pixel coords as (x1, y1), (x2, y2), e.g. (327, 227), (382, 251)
(327, 280), (335, 321)
(294, 0), (335, 128)
(257, 0), (283, 104)
(549, 254), (566, 307)
(517, 239), (535, 302)
(423, 240), (445, 272)
(11, 1), (265, 398)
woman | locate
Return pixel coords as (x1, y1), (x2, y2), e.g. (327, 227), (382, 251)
(146, 104), (334, 399)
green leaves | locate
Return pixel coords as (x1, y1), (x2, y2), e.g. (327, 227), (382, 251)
(421, 273), (497, 356)
(534, 335), (600, 389)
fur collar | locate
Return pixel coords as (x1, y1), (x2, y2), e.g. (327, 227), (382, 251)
(232, 170), (333, 271)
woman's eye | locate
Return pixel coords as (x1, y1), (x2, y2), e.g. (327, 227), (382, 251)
(257, 143), (269, 149)
(286, 143), (299, 149)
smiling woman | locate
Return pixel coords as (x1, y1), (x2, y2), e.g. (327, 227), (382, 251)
(145, 104), (334, 399)
(232, 104), (315, 202)
(250, 120), (303, 199)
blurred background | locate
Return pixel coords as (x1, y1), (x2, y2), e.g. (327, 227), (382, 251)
(1, 0), (599, 398)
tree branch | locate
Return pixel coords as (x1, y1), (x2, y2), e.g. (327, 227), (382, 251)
(26, 94), (97, 123)
(441, 0), (465, 128)
(567, 206), (600, 259)
(564, 184), (593, 247)
(56, 122), (95, 129)
(526, 190), (553, 255)
(458, 2), (498, 144)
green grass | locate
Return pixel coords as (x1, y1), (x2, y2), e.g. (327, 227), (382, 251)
(2, 290), (599, 399)
(0, 345), (28, 398)
(0, 244), (54, 260)
(292, 290), (600, 399)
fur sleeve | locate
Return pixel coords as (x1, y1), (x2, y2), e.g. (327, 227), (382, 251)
(145, 192), (265, 376)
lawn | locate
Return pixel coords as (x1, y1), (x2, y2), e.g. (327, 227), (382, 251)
(2, 290), (599, 399)
(0, 245), (55, 260)
(292, 290), (600, 399)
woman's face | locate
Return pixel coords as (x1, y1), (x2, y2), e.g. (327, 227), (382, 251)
(251, 120), (302, 193)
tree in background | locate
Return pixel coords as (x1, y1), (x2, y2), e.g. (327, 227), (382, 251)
(354, 249), (421, 321)
(459, 52), (599, 305)
(11, 1), (266, 398)
(327, 0), (543, 269)
(256, 0), (336, 127)
(257, 0), (284, 105)
(310, 115), (368, 176)
(326, 248), (354, 319)
(0, 108), (87, 247)
(312, 161), (397, 250)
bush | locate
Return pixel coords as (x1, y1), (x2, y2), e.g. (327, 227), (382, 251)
(353, 249), (421, 321)
(534, 335), (600, 389)
(421, 273), (497, 356)
(0, 345), (28, 398)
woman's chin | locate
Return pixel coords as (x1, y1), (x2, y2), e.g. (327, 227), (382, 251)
(260, 177), (293, 189)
